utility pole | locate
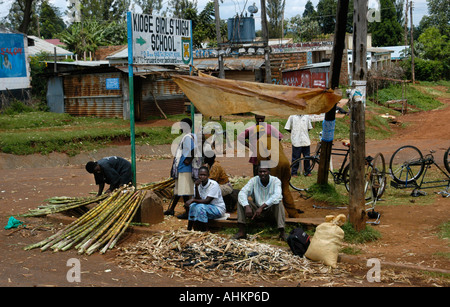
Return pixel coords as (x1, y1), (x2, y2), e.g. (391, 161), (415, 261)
(410, 1), (415, 83)
(260, 0), (271, 83)
(348, 0), (368, 231)
(214, 0), (225, 79)
(404, 0), (408, 55)
(317, 0), (349, 185)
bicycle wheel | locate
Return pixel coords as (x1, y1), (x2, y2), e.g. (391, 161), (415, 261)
(370, 153), (387, 200)
(389, 145), (424, 184)
(342, 164), (350, 192)
(289, 157), (317, 191)
(444, 146), (450, 174)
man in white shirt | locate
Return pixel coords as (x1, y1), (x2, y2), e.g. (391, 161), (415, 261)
(185, 166), (226, 231)
(284, 115), (313, 176)
(233, 166), (286, 240)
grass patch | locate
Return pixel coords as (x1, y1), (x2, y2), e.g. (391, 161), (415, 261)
(305, 183), (348, 206)
(341, 222), (381, 244)
(375, 83), (443, 112)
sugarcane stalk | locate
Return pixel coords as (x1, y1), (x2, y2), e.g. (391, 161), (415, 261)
(95, 191), (144, 254)
(86, 191), (143, 255)
(17, 194), (108, 217)
(102, 190), (147, 252)
(27, 189), (123, 251)
(76, 190), (135, 253)
(81, 195), (137, 254)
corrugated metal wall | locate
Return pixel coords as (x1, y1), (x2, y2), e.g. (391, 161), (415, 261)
(139, 76), (187, 120)
(64, 72), (123, 118)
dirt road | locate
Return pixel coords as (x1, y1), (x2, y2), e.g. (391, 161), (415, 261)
(0, 90), (449, 288)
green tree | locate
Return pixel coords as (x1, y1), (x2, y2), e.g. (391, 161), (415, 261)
(59, 20), (110, 56)
(286, 14), (321, 42)
(136, 0), (163, 15)
(316, 0), (337, 34)
(0, 0), (38, 35)
(368, 0), (403, 46)
(267, 0), (285, 38)
(76, 0), (129, 22)
(303, 0), (317, 18)
(39, 0), (65, 39)
(425, 0), (450, 36)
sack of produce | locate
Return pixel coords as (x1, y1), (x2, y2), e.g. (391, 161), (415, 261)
(304, 214), (346, 268)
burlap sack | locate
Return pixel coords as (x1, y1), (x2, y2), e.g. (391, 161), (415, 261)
(304, 214), (346, 268)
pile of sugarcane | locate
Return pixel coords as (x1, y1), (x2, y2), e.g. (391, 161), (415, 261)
(17, 194), (108, 218)
(24, 187), (147, 255)
(139, 177), (174, 199)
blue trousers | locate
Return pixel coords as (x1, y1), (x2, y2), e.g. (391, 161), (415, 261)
(188, 203), (222, 223)
(291, 146), (311, 175)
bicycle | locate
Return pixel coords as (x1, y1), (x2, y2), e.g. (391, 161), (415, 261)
(389, 145), (450, 197)
(289, 140), (386, 223)
(289, 141), (386, 194)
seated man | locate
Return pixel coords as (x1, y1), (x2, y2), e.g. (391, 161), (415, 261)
(233, 165), (286, 240)
(185, 166), (226, 231)
(85, 156), (133, 196)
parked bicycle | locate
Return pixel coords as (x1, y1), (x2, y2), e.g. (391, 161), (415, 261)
(389, 145), (450, 197)
(289, 139), (386, 222)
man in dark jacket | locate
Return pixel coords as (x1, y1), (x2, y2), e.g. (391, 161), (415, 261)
(85, 156), (133, 196)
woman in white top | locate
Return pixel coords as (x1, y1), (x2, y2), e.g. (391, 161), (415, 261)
(185, 166), (226, 231)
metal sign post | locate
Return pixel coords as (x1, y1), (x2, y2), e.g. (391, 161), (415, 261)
(127, 12), (137, 187)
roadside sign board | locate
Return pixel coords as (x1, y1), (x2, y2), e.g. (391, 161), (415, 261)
(126, 12), (193, 186)
(130, 13), (192, 65)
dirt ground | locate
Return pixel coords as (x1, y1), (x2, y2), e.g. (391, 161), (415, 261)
(0, 90), (449, 289)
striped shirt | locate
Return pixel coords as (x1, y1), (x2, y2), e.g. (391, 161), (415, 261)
(238, 175), (282, 208)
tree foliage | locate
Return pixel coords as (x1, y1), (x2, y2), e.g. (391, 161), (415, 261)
(368, 0), (403, 46)
(316, 0), (337, 34)
(266, 0), (285, 38)
(39, 0), (66, 39)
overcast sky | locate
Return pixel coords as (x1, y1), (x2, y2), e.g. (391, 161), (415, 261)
(0, 0), (429, 28)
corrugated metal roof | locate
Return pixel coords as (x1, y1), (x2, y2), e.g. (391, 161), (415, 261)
(106, 47), (128, 60)
(384, 46), (409, 60)
(51, 60), (110, 67)
(115, 65), (179, 76)
(28, 35), (73, 56)
(193, 57), (264, 71)
(282, 61), (330, 73)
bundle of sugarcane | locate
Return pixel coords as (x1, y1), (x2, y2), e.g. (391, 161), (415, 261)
(16, 194), (108, 218)
(24, 187), (147, 255)
(139, 177), (174, 199)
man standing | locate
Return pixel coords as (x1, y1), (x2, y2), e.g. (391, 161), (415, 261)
(85, 156), (133, 196)
(284, 115), (313, 176)
(233, 166), (286, 240)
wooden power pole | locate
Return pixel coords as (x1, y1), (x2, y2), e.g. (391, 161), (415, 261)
(410, 1), (415, 83)
(214, 0), (225, 79)
(317, 0), (349, 185)
(260, 0), (271, 83)
(348, 0), (368, 231)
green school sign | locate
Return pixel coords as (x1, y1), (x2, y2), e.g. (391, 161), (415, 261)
(126, 12), (193, 186)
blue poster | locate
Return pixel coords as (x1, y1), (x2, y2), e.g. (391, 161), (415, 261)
(106, 78), (120, 90)
(0, 33), (27, 78)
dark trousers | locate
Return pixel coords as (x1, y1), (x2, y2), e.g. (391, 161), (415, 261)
(291, 146), (310, 175)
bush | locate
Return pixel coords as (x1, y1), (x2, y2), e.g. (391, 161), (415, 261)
(2, 100), (34, 115)
(401, 58), (446, 81)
